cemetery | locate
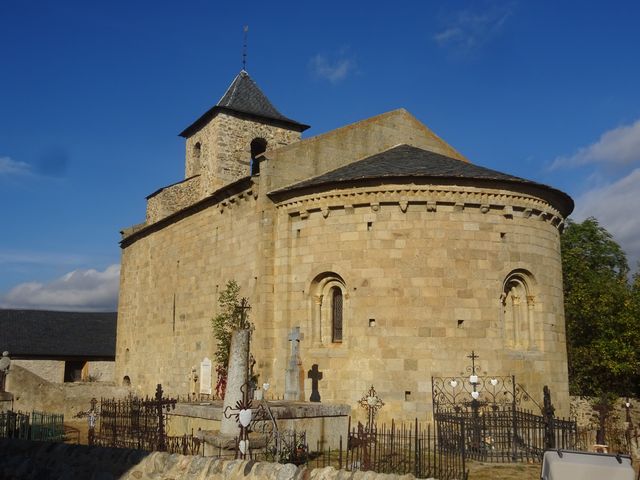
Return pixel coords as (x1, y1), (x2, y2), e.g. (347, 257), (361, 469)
(1, 50), (639, 480)
(1, 311), (639, 479)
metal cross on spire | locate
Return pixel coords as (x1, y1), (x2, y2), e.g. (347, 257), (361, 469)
(242, 25), (249, 71)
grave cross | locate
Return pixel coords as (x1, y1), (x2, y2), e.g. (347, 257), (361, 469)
(288, 327), (303, 366)
(358, 385), (384, 431)
(223, 381), (265, 459)
(235, 298), (251, 330)
(143, 384), (176, 452)
(75, 397), (100, 445)
(308, 364), (323, 402)
(467, 350), (480, 375)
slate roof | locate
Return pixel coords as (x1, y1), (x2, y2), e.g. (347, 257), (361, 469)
(0, 309), (117, 358)
(270, 144), (574, 215)
(179, 70), (309, 137)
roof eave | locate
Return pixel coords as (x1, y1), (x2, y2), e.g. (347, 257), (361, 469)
(178, 106), (310, 138)
(121, 176), (255, 247)
(268, 175), (574, 218)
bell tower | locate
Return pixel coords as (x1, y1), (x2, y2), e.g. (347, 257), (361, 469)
(178, 70), (309, 193)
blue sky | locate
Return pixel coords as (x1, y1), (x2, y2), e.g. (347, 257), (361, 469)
(1, 0), (639, 311)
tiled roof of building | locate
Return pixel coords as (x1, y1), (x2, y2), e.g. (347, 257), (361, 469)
(271, 144), (574, 215)
(0, 309), (117, 358)
(179, 70), (309, 137)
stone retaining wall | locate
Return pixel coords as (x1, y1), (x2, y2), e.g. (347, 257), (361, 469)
(0, 438), (421, 480)
(5, 365), (130, 418)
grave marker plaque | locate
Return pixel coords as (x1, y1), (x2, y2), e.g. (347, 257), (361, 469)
(200, 357), (212, 395)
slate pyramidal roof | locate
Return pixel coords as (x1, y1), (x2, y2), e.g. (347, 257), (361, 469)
(179, 70), (310, 137)
(271, 144), (575, 216)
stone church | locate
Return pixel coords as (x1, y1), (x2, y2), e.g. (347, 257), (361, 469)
(115, 70), (574, 419)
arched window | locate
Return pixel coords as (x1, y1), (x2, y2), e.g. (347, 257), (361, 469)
(191, 142), (202, 175)
(250, 138), (267, 176)
(309, 272), (347, 345)
(501, 270), (536, 350)
(331, 287), (343, 342)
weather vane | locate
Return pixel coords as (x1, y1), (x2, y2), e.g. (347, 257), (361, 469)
(242, 25), (249, 71)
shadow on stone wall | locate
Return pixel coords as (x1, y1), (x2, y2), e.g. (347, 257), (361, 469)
(0, 438), (150, 480)
(0, 438), (420, 480)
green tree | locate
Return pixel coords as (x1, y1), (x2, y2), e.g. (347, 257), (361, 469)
(211, 280), (252, 397)
(561, 217), (640, 398)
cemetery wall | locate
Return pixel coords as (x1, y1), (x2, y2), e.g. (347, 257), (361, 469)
(5, 365), (130, 418)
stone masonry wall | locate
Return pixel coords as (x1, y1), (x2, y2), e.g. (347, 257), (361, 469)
(118, 107), (570, 422)
(263, 109), (467, 193)
(116, 185), (266, 397)
(185, 111), (300, 194)
(5, 365), (130, 418)
(0, 439), (419, 480)
(268, 182), (569, 422)
(146, 175), (202, 224)
(87, 361), (115, 382)
(12, 359), (64, 383)
(117, 176), (570, 421)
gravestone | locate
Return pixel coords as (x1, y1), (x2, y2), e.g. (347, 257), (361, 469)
(308, 364), (323, 402)
(284, 327), (303, 401)
(200, 357), (212, 395)
(220, 329), (250, 436)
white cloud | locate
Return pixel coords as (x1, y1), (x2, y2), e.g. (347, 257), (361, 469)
(0, 156), (31, 175)
(0, 251), (87, 266)
(551, 119), (640, 170)
(0, 264), (120, 312)
(572, 169), (640, 270)
(434, 3), (514, 54)
(309, 52), (355, 84)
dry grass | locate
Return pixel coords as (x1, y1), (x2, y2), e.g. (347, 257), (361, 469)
(466, 460), (540, 480)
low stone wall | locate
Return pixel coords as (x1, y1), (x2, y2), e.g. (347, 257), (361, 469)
(570, 396), (640, 429)
(5, 365), (130, 418)
(0, 438), (421, 480)
(171, 401), (350, 451)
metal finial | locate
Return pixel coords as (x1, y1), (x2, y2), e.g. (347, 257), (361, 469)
(242, 25), (249, 71)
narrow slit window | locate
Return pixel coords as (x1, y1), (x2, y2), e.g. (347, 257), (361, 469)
(331, 287), (343, 342)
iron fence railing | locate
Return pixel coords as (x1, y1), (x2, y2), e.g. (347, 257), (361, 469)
(92, 391), (203, 456)
(435, 406), (577, 463)
(0, 410), (64, 442)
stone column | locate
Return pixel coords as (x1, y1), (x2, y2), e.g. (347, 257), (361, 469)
(220, 329), (250, 436)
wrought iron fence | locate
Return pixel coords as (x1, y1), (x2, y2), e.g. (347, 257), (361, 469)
(338, 418), (467, 479)
(0, 410), (29, 439)
(231, 418), (467, 479)
(30, 410), (65, 442)
(92, 389), (203, 455)
(0, 410), (64, 442)
(433, 373), (578, 463)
